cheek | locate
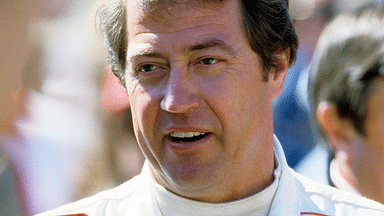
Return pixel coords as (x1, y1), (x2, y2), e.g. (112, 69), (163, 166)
(129, 90), (161, 162)
(128, 80), (159, 136)
(364, 107), (384, 152)
(130, 92), (156, 132)
(365, 118), (384, 152)
(201, 76), (270, 136)
(363, 81), (384, 152)
(228, 79), (270, 121)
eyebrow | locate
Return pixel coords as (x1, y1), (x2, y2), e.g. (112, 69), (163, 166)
(188, 39), (236, 56)
(129, 39), (236, 62)
(128, 50), (166, 65)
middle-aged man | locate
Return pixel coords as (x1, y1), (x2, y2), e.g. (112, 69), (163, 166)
(37, 0), (384, 215)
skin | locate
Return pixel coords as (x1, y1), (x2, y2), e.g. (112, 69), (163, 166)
(317, 77), (384, 204)
(0, 1), (34, 134)
(125, 0), (289, 203)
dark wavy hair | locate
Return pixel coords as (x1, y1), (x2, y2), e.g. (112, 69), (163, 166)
(98, 0), (298, 86)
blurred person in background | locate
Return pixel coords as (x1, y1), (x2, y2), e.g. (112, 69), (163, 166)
(309, 3), (384, 204)
(76, 66), (145, 199)
(0, 1), (58, 215)
(273, 0), (381, 169)
(1, 1), (106, 215)
(275, 0), (382, 177)
(0, 1), (55, 133)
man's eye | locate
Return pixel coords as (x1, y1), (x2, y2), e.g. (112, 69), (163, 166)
(200, 58), (217, 65)
(138, 64), (158, 72)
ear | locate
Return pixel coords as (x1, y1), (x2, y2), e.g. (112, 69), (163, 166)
(316, 102), (355, 154)
(269, 48), (290, 99)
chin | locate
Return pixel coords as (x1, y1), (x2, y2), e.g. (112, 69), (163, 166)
(165, 160), (226, 197)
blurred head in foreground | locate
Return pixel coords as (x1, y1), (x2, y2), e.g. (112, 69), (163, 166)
(311, 3), (384, 204)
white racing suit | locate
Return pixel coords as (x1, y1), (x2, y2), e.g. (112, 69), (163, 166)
(36, 136), (384, 216)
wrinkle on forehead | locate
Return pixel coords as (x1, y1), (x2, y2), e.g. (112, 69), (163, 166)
(128, 0), (232, 22)
(128, 0), (216, 20)
(139, 0), (226, 16)
(128, 0), (241, 36)
(131, 15), (225, 36)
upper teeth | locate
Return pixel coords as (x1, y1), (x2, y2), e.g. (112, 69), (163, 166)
(170, 132), (206, 138)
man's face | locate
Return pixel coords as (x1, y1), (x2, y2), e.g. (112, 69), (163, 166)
(125, 0), (284, 201)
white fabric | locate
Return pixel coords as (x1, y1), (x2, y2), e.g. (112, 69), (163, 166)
(36, 136), (384, 216)
(295, 144), (330, 185)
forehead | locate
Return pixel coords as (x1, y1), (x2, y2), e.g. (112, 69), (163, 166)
(127, 0), (227, 22)
(126, 0), (244, 53)
(127, 0), (243, 34)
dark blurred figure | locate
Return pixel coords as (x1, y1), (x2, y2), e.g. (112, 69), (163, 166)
(309, 3), (384, 204)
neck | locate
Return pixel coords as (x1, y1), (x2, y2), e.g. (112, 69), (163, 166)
(332, 158), (384, 204)
(150, 146), (276, 203)
(330, 159), (360, 195)
(206, 151), (275, 203)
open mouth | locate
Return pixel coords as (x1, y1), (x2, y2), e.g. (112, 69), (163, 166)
(169, 132), (210, 143)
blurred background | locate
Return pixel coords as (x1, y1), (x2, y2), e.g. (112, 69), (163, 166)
(0, 0), (381, 215)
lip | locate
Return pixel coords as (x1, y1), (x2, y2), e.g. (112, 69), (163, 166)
(163, 127), (213, 154)
(163, 126), (211, 135)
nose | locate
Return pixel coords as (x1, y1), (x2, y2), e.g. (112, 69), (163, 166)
(160, 68), (200, 113)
